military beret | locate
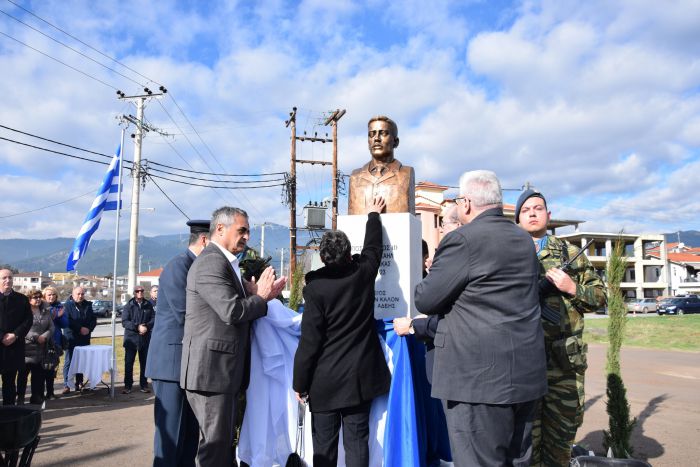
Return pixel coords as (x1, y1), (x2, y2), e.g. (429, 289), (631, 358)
(515, 189), (547, 224)
(186, 219), (210, 234)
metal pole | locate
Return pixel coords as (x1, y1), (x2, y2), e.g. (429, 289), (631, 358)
(288, 108), (297, 276)
(127, 97), (145, 296)
(260, 223), (266, 257)
(331, 118), (338, 230)
(110, 128), (125, 399)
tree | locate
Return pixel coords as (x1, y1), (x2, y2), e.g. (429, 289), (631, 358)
(603, 237), (636, 457)
(288, 264), (305, 312)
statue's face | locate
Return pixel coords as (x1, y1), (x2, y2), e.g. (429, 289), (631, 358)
(368, 120), (397, 162)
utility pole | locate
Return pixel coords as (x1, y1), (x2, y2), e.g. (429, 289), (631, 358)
(285, 108), (342, 276)
(260, 223), (268, 257)
(285, 108), (297, 275)
(324, 109), (346, 229)
(118, 87), (168, 296)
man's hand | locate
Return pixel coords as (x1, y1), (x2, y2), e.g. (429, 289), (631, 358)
(255, 266), (288, 302)
(243, 277), (257, 296)
(80, 326), (90, 336)
(138, 324), (148, 335)
(295, 392), (307, 403)
(37, 335), (47, 345)
(393, 317), (412, 336)
(368, 196), (386, 214)
(545, 268), (577, 296)
(2, 333), (17, 346)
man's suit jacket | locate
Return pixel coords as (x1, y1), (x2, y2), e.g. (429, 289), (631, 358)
(0, 291), (33, 372)
(63, 298), (96, 348)
(180, 243), (267, 395)
(293, 212), (391, 413)
(145, 250), (194, 382)
(415, 207), (547, 405)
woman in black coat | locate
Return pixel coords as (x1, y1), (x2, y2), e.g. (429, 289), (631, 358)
(293, 197), (390, 467)
(17, 291), (54, 405)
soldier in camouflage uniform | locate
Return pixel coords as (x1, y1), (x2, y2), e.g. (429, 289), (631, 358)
(516, 189), (606, 467)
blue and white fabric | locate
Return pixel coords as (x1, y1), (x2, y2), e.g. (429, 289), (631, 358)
(66, 145), (121, 271)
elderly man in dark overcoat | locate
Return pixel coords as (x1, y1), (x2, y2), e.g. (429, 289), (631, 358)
(0, 269), (33, 405)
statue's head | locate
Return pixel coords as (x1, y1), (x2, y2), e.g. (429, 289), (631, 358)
(368, 116), (399, 163)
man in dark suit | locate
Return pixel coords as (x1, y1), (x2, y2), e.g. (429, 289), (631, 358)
(293, 196), (391, 467)
(146, 220), (209, 467)
(181, 207), (286, 467)
(0, 269), (33, 405)
(415, 170), (547, 467)
(62, 286), (96, 393)
(121, 285), (155, 394)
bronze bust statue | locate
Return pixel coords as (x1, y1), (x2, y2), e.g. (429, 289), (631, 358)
(348, 116), (415, 215)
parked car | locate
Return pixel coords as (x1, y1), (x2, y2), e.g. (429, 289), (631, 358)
(657, 296), (700, 315)
(92, 299), (113, 317)
(633, 298), (657, 314)
(625, 299), (639, 313)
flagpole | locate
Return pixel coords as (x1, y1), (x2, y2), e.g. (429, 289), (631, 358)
(110, 129), (125, 399)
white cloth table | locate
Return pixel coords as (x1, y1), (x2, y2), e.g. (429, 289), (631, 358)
(66, 345), (116, 390)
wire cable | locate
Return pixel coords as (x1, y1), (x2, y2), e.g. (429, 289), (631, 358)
(147, 175), (190, 220)
(0, 189), (94, 219)
(0, 136), (121, 166)
(0, 8), (146, 88)
(149, 172), (285, 189)
(0, 30), (119, 90)
(4, 0), (162, 87)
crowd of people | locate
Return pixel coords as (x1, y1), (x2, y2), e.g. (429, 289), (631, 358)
(0, 169), (607, 467)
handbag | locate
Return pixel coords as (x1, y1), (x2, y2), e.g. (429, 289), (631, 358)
(285, 400), (307, 467)
(43, 344), (60, 371)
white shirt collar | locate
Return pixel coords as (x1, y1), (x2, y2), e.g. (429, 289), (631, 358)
(211, 240), (244, 286)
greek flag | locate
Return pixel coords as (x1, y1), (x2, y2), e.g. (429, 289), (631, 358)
(66, 145), (122, 271)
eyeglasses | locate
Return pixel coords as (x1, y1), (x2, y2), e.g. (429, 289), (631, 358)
(455, 196), (469, 205)
(31, 296), (42, 300)
(440, 221), (461, 229)
(134, 290), (145, 293)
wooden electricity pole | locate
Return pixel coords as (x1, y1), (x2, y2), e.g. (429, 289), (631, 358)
(285, 108), (345, 276)
(324, 109), (346, 229)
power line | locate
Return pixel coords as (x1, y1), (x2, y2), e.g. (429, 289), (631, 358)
(0, 30), (119, 90)
(147, 175), (190, 220)
(0, 124), (286, 177)
(0, 8), (146, 88)
(4, 0), (162, 87)
(0, 135), (285, 190)
(0, 189), (94, 219)
(0, 124), (114, 160)
(0, 136), (119, 166)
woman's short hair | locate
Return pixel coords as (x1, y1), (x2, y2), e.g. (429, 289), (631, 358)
(319, 230), (352, 266)
(42, 286), (59, 298)
(27, 290), (43, 299)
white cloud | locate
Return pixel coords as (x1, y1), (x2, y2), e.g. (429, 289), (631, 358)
(0, 0), (698, 243)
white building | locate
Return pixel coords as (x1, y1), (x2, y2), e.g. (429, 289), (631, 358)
(558, 232), (669, 299)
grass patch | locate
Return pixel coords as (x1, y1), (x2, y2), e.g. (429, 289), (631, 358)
(584, 314), (700, 352)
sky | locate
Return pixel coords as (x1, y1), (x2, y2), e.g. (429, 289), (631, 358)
(0, 0), (699, 242)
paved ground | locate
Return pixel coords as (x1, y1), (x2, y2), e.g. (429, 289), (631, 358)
(13, 343), (699, 466)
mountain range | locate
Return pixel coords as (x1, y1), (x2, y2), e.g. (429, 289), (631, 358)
(0, 223), (312, 276)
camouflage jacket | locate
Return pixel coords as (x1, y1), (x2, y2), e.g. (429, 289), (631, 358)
(538, 235), (606, 338)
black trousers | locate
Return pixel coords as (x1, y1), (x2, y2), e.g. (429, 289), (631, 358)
(1, 369), (19, 405)
(311, 401), (371, 467)
(124, 346), (149, 390)
(443, 399), (538, 467)
(16, 363), (45, 404)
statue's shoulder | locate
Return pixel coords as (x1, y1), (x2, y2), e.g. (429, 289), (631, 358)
(350, 161), (372, 177)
